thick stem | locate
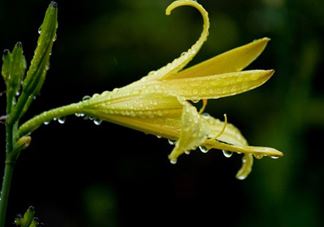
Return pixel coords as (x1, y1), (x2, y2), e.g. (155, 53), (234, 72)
(0, 160), (15, 227)
(19, 101), (84, 137)
(0, 119), (15, 227)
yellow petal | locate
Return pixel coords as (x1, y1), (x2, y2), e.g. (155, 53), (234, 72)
(83, 92), (184, 138)
(158, 70), (274, 100)
(204, 139), (283, 157)
(203, 138), (282, 179)
(168, 101), (208, 162)
(175, 37), (270, 79)
(236, 154), (254, 180)
(142, 0), (209, 82)
(201, 114), (248, 146)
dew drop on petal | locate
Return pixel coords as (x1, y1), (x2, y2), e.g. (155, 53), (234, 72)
(156, 135), (162, 139)
(184, 151), (190, 155)
(43, 121), (50, 125)
(168, 139), (175, 145)
(170, 159), (177, 164)
(222, 150), (233, 158)
(254, 154), (264, 159)
(93, 119), (102, 126)
(270, 156), (279, 159)
(199, 146), (209, 153)
(202, 112), (210, 117)
(236, 174), (247, 180)
(82, 95), (91, 101)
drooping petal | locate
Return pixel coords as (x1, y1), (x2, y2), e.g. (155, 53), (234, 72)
(157, 70), (274, 100)
(236, 154), (253, 180)
(141, 0), (210, 82)
(200, 115), (282, 179)
(168, 101), (208, 162)
(203, 139), (283, 158)
(203, 137), (282, 179)
(174, 38), (270, 79)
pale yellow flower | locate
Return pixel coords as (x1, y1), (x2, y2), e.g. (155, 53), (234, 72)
(80, 0), (283, 179)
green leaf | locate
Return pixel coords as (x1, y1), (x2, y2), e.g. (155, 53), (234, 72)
(22, 1), (58, 96)
(10, 1), (58, 123)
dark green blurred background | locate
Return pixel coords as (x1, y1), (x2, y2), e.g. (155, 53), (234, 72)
(1, 0), (323, 226)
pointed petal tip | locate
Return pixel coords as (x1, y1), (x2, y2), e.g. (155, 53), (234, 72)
(267, 69), (275, 77)
(256, 37), (270, 44)
(261, 37), (271, 42)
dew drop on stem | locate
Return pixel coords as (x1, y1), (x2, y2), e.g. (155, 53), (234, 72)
(58, 118), (65, 124)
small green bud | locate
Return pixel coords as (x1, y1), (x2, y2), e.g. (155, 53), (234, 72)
(1, 42), (27, 112)
(14, 206), (35, 227)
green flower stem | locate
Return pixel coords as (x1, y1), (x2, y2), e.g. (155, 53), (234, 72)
(0, 121), (16, 227)
(19, 101), (85, 137)
(0, 159), (15, 227)
(0, 101), (86, 226)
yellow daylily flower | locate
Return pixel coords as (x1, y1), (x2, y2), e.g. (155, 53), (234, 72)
(80, 0), (283, 180)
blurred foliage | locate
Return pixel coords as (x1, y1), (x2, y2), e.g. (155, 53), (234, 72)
(0, 0), (323, 226)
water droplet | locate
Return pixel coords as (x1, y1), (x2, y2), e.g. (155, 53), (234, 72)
(148, 71), (156, 76)
(82, 95), (91, 101)
(170, 159), (177, 164)
(168, 139), (175, 145)
(156, 135), (162, 139)
(202, 112), (210, 117)
(43, 121), (50, 125)
(236, 174), (246, 180)
(270, 156), (279, 159)
(38, 27), (42, 34)
(58, 117), (65, 124)
(184, 151), (190, 155)
(53, 117), (57, 121)
(93, 119), (102, 125)
(222, 150), (233, 158)
(3, 49), (9, 56)
(199, 146), (209, 153)
(16, 91), (20, 96)
(254, 154), (264, 159)
(75, 112), (85, 117)
(52, 34), (57, 42)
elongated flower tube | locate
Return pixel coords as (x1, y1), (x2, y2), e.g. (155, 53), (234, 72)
(19, 0), (283, 179)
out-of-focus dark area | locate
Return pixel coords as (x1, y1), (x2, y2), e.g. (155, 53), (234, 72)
(0, 0), (324, 226)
